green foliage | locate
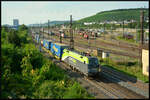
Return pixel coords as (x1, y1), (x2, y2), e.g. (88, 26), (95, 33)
(7, 29), (21, 47)
(40, 61), (66, 81)
(18, 24), (28, 31)
(21, 55), (33, 78)
(1, 43), (23, 73)
(33, 80), (66, 99)
(74, 8), (149, 29)
(79, 8), (148, 23)
(63, 82), (93, 99)
(1, 25), (93, 99)
(22, 44), (44, 69)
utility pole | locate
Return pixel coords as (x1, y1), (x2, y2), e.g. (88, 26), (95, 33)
(39, 23), (41, 52)
(70, 15), (74, 50)
(39, 23), (40, 34)
(123, 20), (124, 38)
(88, 31), (90, 49)
(59, 30), (62, 43)
(104, 22), (106, 40)
(139, 10), (144, 68)
(48, 20), (50, 36)
(95, 32), (96, 47)
(43, 24), (44, 39)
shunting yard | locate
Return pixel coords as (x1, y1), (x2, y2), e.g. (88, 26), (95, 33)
(32, 30), (149, 99)
(30, 8), (149, 99)
(32, 35), (147, 99)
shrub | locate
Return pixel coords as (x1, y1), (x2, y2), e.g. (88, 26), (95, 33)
(33, 80), (66, 99)
(63, 82), (93, 99)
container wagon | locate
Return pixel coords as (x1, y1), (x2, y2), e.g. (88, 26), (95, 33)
(50, 42), (69, 60)
(43, 39), (52, 50)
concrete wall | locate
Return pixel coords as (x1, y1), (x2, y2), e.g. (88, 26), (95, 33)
(142, 49), (149, 76)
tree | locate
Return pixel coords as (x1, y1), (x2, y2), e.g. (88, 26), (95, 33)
(7, 30), (21, 47)
(18, 24), (28, 31)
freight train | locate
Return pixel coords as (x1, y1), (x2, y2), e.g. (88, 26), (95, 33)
(34, 34), (100, 76)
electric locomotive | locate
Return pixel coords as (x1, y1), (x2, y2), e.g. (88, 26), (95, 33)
(39, 38), (99, 76)
(62, 49), (99, 76)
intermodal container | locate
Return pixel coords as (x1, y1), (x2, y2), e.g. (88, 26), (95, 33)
(43, 39), (52, 50)
(51, 42), (69, 59)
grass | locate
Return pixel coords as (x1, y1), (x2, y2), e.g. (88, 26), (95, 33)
(99, 57), (149, 83)
(116, 36), (139, 45)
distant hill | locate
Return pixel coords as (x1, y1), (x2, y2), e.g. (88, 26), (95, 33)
(77, 8), (149, 23)
(28, 21), (70, 27)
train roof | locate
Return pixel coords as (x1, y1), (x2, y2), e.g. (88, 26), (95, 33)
(46, 40), (52, 42)
(66, 48), (97, 58)
(54, 42), (69, 46)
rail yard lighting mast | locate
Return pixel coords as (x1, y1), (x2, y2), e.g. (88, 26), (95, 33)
(123, 20), (125, 38)
(104, 21), (106, 40)
(43, 23), (44, 39)
(139, 10), (144, 68)
(70, 15), (74, 50)
(48, 20), (50, 36)
(39, 23), (41, 52)
(59, 30), (62, 43)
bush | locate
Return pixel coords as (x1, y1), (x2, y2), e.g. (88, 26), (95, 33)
(63, 82), (93, 99)
(7, 30), (21, 47)
(33, 80), (66, 99)
(40, 60), (66, 81)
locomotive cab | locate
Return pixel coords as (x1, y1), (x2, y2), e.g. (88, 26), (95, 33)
(87, 57), (100, 76)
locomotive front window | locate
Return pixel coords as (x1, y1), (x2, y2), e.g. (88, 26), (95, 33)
(89, 58), (99, 66)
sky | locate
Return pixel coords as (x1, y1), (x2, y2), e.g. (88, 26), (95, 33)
(1, 1), (149, 25)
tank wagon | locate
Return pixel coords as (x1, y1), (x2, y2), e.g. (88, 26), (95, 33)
(39, 38), (99, 76)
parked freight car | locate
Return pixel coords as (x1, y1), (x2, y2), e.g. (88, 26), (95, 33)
(84, 34), (89, 39)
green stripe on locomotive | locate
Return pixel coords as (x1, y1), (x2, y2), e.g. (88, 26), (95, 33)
(62, 49), (89, 64)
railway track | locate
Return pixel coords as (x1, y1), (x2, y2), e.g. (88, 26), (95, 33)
(100, 66), (149, 98)
(32, 34), (147, 99)
(40, 31), (140, 58)
(75, 35), (140, 50)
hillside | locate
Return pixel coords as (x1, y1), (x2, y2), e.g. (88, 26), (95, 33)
(77, 8), (149, 23)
